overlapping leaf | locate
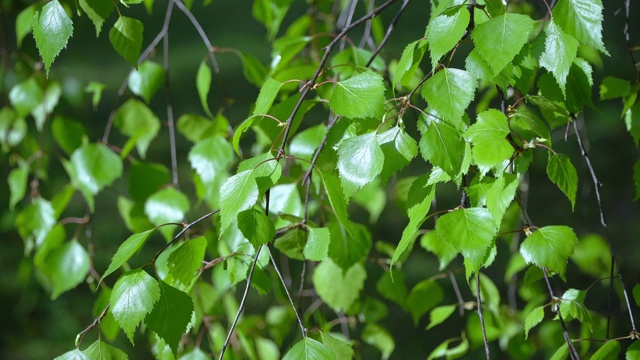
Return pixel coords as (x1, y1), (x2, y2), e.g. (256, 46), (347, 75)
(101, 229), (155, 283)
(110, 269), (160, 343)
(552, 0), (607, 55)
(282, 337), (336, 360)
(109, 16), (143, 67)
(427, 6), (470, 69)
(465, 109), (514, 172)
(145, 280), (194, 356)
(128, 61), (164, 103)
(422, 68), (476, 122)
(540, 20), (579, 95)
(167, 236), (207, 285)
(520, 225), (577, 278)
(337, 132), (384, 199)
(237, 208), (275, 249)
(114, 99), (160, 158)
(329, 71), (385, 119)
(419, 112), (465, 177)
(313, 260), (366, 312)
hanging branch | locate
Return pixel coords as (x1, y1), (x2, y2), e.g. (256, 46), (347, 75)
(476, 273), (491, 360)
(542, 267), (581, 360)
(267, 246), (307, 337)
(366, 0), (411, 67)
(162, 0), (179, 187)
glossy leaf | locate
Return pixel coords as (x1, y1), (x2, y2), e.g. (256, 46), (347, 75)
(471, 13), (534, 76)
(114, 99), (160, 159)
(629, 341), (640, 360)
(540, 20), (579, 95)
(282, 337), (336, 360)
(553, 0), (607, 55)
(219, 170), (259, 233)
(188, 135), (234, 183)
(101, 229), (155, 283)
(83, 339), (128, 360)
(465, 109), (514, 172)
(196, 60), (214, 118)
(419, 112), (465, 177)
(435, 207), (497, 272)
(55, 349), (89, 360)
(128, 61), (164, 103)
(253, 77), (282, 116)
(559, 288), (592, 329)
(422, 68), (476, 122)
(33, 0), (74, 76)
(313, 260), (366, 312)
(109, 16), (144, 67)
(110, 269), (160, 343)
(394, 39), (427, 89)
(303, 226), (330, 261)
(524, 305), (544, 339)
(318, 169), (357, 238)
(337, 132), (384, 199)
(237, 208), (275, 249)
(329, 71), (385, 119)
(547, 153), (578, 209)
(520, 225), (578, 278)
(427, 6), (470, 69)
(79, 0), (114, 37)
(144, 187), (189, 240)
(15, 197), (56, 249)
(485, 173), (519, 227)
(145, 280), (194, 357)
(43, 240), (91, 299)
(168, 236), (207, 285)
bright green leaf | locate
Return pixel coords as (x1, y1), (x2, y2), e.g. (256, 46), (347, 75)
(282, 337), (336, 360)
(420, 231), (458, 270)
(52, 116), (87, 155)
(253, 77), (283, 116)
(426, 305), (457, 330)
(101, 229), (155, 284)
(427, 6), (470, 69)
(394, 39), (427, 89)
(337, 132), (384, 199)
(318, 169), (357, 239)
(144, 187), (189, 240)
(591, 341), (620, 360)
(168, 236), (207, 286)
(9, 77), (42, 118)
(559, 288), (592, 330)
(520, 225), (578, 278)
(304, 226), (330, 261)
(465, 109), (514, 172)
(540, 20), (579, 95)
(219, 170), (259, 234)
(329, 71), (385, 119)
(85, 81), (106, 110)
(320, 332), (353, 360)
(196, 60), (214, 118)
(237, 208), (275, 249)
(471, 13), (534, 76)
(486, 173), (519, 227)
(32, 0), (73, 76)
(422, 68), (476, 122)
(188, 135), (234, 183)
(435, 207), (497, 272)
(553, 0), (607, 55)
(327, 220), (371, 270)
(55, 349), (89, 360)
(109, 16), (144, 67)
(524, 306), (545, 339)
(43, 240), (90, 299)
(110, 269), (160, 343)
(290, 124), (327, 161)
(313, 260), (366, 312)
(628, 336), (640, 360)
(114, 99), (160, 159)
(128, 161), (171, 202)
(407, 279), (444, 325)
(145, 280), (194, 357)
(599, 76), (631, 100)
(128, 61), (164, 103)
(546, 153), (578, 209)
(83, 339), (128, 360)
(15, 197), (56, 250)
(9, 164), (28, 210)
(419, 111), (465, 177)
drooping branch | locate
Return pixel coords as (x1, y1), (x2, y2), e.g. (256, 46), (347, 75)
(542, 267), (581, 360)
(476, 273), (491, 360)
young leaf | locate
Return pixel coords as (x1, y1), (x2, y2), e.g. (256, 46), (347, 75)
(599, 76), (631, 101)
(145, 280), (195, 357)
(317, 170), (357, 238)
(471, 13), (534, 76)
(419, 112), (465, 177)
(282, 337), (336, 360)
(591, 341), (620, 360)
(9, 164), (28, 210)
(427, 6), (470, 69)
(520, 225), (578, 278)
(237, 208), (275, 249)
(253, 77), (283, 116)
(406, 279), (444, 325)
(337, 132), (384, 199)
(394, 39), (427, 89)
(32, 0), (74, 76)
(83, 339), (128, 360)
(114, 99), (160, 158)
(110, 269), (160, 343)
(54, 349), (89, 360)
(465, 109), (514, 172)
(546, 153), (578, 209)
(167, 236), (207, 285)
(540, 21), (579, 96)
(435, 207), (497, 272)
(312, 260), (366, 312)
(128, 61), (164, 103)
(628, 336), (640, 360)
(42, 240), (90, 299)
(485, 173), (519, 228)
(188, 134), (234, 184)
(422, 68), (476, 122)
(219, 170), (259, 233)
(9, 77), (42, 118)
(303, 226), (330, 261)
(552, 0), (607, 55)
(329, 71), (385, 119)
(320, 332), (354, 360)
(144, 187), (189, 240)
(524, 306), (545, 339)
(109, 16), (144, 67)
(79, 0), (114, 37)
(52, 116), (87, 156)
(101, 229), (155, 283)
(196, 60), (214, 118)
(426, 304), (457, 330)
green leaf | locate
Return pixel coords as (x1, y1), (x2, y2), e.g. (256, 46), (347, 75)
(43, 240), (90, 299)
(290, 124), (327, 160)
(101, 229), (154, 283)
(109, 16), (144, 67)
(327, 220), (371, 270)
(465, 109), (514, 172)
(179, 348), (209, 360)
(33, 82), (62, 131)
(85, 81), (106, 110)
(524, 306), (544, 339)
(634, 283), (640, 308)
(420, 231), (458, 270)
(553, 0), (607, 55)
(237, 208), (275, 249)
(219, 170), (259, 234)
(546, 153), (578, 209)
(128, 61), (164, 103)
(83, 339), (128, 360)
(8, 164), (28, 210)
(303, 226), (330, 261)
(317, 169), (357, 238)
(15, 197), (56, 250)
(16, 4), (36, 48)
(337, 132), (384, 199)
(486, 173), (519, 227)
(144, 187), (189, 240)
(79, 0), (114, 37)
(9, 77), (42, 118)
(485, 0), (505, 17)
(32, 0), (73, 76)
(427, 6), (470, 69)
(196, 60), (214, 118)
(591, 341), (621, 360)
(550, 344), (569, 360)
(282, 337), (336, 360)
(329, 71), (385, 119)
(627, 337), (640, 360)
(52, 116), (87, 155)
(422, 68), (477, 122)
(626, 101), (640, 147)
(114, 99), (160, 159)
(435, 207), (497, 272)
(321, 332), (354, 360)
(253, 77), (283, 116)
(240, 52), (267, 86)
(540, 20), (579, 95)
(312, 260), (366, 312)
(426, 305), (457, 330)
(407, 279), (444, 325)
(520, 225), (578, 278)
(394, 39), (427, 89)
(418, 111), (465, 177)
(559, 288), (592, 330)
(145, 280), (194, 357)
(188, 135), (234, 183)
(471, 13), (535, 76)
(55, 349), (89, 360)
(599, 76), (631, 100)
(376, 271), (407, 307)
(128, 161), (171, 202)
(362, 323), (395, 360)
(110, 269), (160, 343)
(177, 114), (215, 143)
(168, 236), (207, 286)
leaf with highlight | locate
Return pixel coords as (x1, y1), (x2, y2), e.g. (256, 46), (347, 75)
(422, 68), (476, 122)
(553, 0), (607, 55)
(101, 229), (154, 283)
(520, 225), (577, 278)
(329, 71), (385, 119)
(32, 0), (73, 76)
(337, 132), (384, 199)
(109, 16), (143, 68)
(110, 269), (160, 343)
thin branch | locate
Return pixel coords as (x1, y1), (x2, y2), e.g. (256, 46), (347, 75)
(267, 246), (307, 338)
(218, 245), (263, 360)
(76, 304), (110, 348)
(366, 0), (411, 67)
(624, 0), (640, 82)
(151, 210), (219, 263)
(542, 267), (581, 360)
(449, 269), (465, 317)
(173, 0), (220, 74)
(162, 1), (179, 187)
(476, 273), (491, 360)
(571, 118), (637, 334)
